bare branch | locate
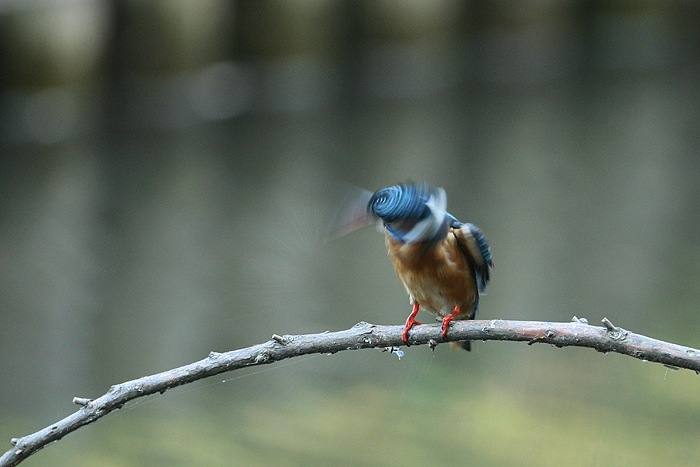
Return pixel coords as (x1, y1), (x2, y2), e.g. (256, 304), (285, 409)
(2, 317), (698, 466)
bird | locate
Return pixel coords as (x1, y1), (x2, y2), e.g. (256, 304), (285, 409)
(359, 182), (493, 350)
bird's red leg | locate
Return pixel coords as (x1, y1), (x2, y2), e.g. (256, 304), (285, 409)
(441, 305), (461, 337)
(402, 302), (421, 344)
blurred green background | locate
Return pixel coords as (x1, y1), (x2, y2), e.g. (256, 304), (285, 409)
(1, 1), (700, 466)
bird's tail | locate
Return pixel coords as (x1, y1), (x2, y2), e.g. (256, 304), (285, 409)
(449, 307), (476, 351)
(449, 341), (472, 352)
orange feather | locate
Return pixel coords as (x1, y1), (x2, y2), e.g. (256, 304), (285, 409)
(387, 227), (478, 320)
(386, 225), (481, 350)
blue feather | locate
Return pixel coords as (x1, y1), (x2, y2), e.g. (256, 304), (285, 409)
(445, 213), (493, 294)
(467, 223), (493, 266)
(368, 183), (431, 224)
(465, 223), (493, 293)
(368, 182), (447, 244)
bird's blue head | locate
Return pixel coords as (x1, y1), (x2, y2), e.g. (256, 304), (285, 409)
(367, 182), (448, 243)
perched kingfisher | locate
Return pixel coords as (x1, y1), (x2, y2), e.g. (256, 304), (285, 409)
(341, 182), (493, 350)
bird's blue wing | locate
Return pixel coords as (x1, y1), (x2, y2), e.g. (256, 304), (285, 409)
(452, 219), (493, 294)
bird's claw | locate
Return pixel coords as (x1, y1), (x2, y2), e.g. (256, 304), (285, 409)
(402, 317), (421, 344)
(440, 315), (454, 337)
(440, 305), (461, 338)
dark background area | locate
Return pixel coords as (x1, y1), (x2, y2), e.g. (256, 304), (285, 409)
(1, 1), (700, 465)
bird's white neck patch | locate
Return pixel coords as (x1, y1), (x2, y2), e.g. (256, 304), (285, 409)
(401, 187), (447, 243)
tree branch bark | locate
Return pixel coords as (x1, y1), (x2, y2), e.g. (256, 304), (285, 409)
(2, 317), (698, 466)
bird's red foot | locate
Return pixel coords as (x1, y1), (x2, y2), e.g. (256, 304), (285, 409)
(441, 306), (461, 337)
(402, 302), (421, 344)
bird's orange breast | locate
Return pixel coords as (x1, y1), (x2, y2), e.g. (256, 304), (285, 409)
(386, 229), (477, 319)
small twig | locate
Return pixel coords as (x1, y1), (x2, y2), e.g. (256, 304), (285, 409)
(71, 398), (92, 407)
(271, 334), (289, 344)
(601, 317), (628, 341)
(1, 318), (698, 466)
(601, 317), (618, 332)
